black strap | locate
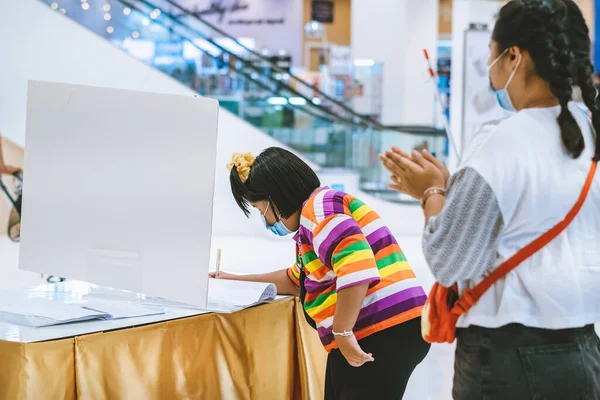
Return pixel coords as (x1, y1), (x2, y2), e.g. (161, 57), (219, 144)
(299, 267), (317, 330)
(0, 172), (22, 213)
(0, 181), (18, 210)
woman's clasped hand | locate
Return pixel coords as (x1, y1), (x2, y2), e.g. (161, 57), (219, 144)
(378, 147), (449, 200)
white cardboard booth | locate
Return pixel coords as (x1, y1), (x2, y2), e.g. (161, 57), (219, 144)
(20, 81), (219, 307)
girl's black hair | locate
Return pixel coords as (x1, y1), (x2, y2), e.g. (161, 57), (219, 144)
(493, 0), (599, 161)
(230, 147), (321, 218)
(563, 0), (600, 162)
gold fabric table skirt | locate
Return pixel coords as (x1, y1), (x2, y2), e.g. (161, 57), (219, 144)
(0, 298), (327, 399)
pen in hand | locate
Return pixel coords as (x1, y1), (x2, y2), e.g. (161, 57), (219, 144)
(215, 248), (222, 278)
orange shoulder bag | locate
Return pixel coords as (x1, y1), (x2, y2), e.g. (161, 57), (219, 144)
(422, 161), (598, 344)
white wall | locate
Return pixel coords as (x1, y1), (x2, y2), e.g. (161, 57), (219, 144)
(0, 0), (425, 243)
(449, 0), (504, 169)
(351, 0), (438, 126)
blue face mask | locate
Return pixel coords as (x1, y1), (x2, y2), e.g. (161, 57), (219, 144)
(488, 49), (522, 112)
(261, 202), (293, 237)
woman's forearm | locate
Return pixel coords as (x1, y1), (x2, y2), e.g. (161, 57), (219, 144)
(332, 282), (370, 332)
(232, 269), (299, 296)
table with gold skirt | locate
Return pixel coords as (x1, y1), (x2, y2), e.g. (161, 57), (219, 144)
(0, 298), (327, 399)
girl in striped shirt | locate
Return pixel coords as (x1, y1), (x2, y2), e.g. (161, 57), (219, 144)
(213, 147), (430, 399)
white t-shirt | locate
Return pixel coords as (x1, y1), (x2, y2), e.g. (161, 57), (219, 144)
(457, 103), (600, 329)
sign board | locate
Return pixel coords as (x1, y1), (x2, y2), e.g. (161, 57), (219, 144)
(175, 0), (304, 64)
(21, 81), (219, 307)
(461, 29), (506, 152)
(312, 1), (334, 23)
(328, 45), (352, 75)
(179, 0), (295, 26)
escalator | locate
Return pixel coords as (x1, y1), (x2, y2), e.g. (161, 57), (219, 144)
(39, 0), (447, 203)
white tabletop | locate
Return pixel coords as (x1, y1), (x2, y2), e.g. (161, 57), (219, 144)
(0, 281), (213, 343)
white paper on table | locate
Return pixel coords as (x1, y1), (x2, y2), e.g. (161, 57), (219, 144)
(101, 280), (278, 314)
(206, 279), (277, 312)
(0, 298), (109, 327)
(82, 299), (164, 320)
(139, 297), (206, 311)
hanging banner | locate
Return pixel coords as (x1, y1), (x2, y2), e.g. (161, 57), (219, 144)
(175, 0), (303, 63)
(177, 0), (298, 26)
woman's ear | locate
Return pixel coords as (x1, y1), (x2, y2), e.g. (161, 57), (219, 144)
(509, 46), (522, 61)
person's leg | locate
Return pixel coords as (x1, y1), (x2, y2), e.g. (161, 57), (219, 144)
(452, 329), (482, 400)
(323, 318), (430, 400)
(379, 317), (431, 398)
(353, 318), (431, 399)
(324, 352), (339, 400)
(323, 347), (362, 400)
(516, 325), (600, 400)
(452, 325), (530, 400)
(453, 324), (600, 400)
(585, 330), (600, 399)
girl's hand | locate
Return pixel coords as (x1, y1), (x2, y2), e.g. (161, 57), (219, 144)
(335, 334), (374, 367)
(208, 271), (238, 280)
(379, 149), (446, 200)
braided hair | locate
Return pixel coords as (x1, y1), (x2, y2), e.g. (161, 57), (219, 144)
(493, 0), (597, 160)
(562, 0), (600, 162)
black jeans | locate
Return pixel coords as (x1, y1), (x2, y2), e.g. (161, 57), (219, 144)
(324, 317), (430, 400)
(453, 324), (600, 400)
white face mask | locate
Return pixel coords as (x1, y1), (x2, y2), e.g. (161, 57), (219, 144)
(488, 49), (522, 112)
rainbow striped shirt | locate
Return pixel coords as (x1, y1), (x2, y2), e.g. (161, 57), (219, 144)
(287, 187), (427, 352)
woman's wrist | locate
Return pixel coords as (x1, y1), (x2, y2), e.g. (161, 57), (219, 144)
(421, 187), (446, 207)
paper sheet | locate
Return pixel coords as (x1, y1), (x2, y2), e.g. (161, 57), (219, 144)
(208, 279), (276, 305)
(83, 299), (164, 319)
(0, 298), (109, 327)
(206, 279), (277, 313)
(136, 279), (278, 313)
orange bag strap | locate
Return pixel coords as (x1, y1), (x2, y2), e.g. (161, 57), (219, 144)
(453, 161), (598, 313)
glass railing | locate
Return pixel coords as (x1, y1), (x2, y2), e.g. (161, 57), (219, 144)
(40, 0), (447, 202)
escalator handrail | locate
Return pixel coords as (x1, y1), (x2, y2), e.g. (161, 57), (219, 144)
(61, 0), (448, 137)
(383, 126), (447, 136)
(119, 0), (384, 129)
(157, 0), (447, 137)
(157, 0), (383, 126)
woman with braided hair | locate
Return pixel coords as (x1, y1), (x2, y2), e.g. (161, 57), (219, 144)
(380, 0), (600, 398)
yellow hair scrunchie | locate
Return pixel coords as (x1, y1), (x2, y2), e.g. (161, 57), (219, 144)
(226, 152), (255, 183)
